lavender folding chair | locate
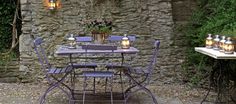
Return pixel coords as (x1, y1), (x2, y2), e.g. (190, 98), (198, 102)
(105, 35), (136, 95)
(75, 36), (92, 42)
(73, 36), (97, 69)
(33, 37), (73, 104)
(106, 35), (136, 66)
(107, 35), (136, 42)
(81, 44), (117, 104)
(124, 40), (160, 104)
(72, 36), (98, 95)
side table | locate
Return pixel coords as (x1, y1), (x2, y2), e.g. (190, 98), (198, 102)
(195, 47), (236, 104)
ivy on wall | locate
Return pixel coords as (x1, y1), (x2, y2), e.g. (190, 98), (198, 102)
(183, 0), (236, 84)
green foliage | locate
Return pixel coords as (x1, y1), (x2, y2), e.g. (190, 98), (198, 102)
(0, 0), (21, 59)
(184, 0), (236, 84)
(0, 51), (17, 67)
(0, 0), (16, 52)
(0, 0), (21, 75)
(85, 19), (113, 34)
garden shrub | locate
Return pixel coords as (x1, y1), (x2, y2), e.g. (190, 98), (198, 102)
(184, 0), (236, 85)
(0, 0), (21, 66)
(0, 0), (15, 52)
(0, 1), (21, 51)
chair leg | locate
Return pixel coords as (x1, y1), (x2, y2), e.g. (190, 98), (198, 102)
(110, 77), (113, 104)
(142, 86), (158, 104)
(71, 72), (76, 101)
(105, 68), (110, 93)
(40, 84), (71, 104)
(40, 74), (71, 104)
(71, 70), (75, 90)
(119, 71), (126, 103)
(127, 85), (158, 104)
(83, 77), (87, 104)
(119, 71), (124, 93)
(124, 73), (158, 104)
(40, 91), (47, 104)
(124, 91), (131, 104)
(93, 68), (96, 94)
(40, 84), (55, 104)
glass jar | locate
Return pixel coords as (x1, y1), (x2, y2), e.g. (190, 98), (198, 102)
(213, 35), (220, 50)
(224, 37), (234, 54)
(206, 34), (213, 48)
(68, 34), (76, 49)
(121, 34), (130, 49)
(219, 36), (226, 52)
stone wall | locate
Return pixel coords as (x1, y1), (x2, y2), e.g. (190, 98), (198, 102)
(172, 0), (197, 23)
(16, 0), (196, 83)
(168, 0), (197, 81)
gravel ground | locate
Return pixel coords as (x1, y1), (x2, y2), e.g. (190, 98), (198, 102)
(0, 81), (217, 104)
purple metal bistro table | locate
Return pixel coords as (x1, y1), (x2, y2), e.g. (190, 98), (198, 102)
(195, 47), (236, 104)
(55, 45), (139, 102)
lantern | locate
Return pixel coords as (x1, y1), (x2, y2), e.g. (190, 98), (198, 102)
(205, 34), (213, 48)
(44, 0), (61, 10)
(121, 34), (130, 49)
(48, 0), (56, 10)
(224, 37), (234, 54)
(68, 34), (76, 49)
(219, 36), (226, 52)
(213, 35), (220, 50)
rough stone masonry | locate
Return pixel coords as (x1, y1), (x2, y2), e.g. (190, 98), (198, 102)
(18, 0), (194, 82)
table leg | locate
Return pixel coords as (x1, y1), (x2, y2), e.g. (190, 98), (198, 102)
(201, 70), (214, 104)
(201, 60), (234, 104)
(69, 54), (76, 102)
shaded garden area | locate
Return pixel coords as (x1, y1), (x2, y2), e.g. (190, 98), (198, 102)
(0, 0), (22, 83)
(0, 0), (235, 103)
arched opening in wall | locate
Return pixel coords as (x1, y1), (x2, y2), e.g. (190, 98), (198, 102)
(0, 0), (22, 82)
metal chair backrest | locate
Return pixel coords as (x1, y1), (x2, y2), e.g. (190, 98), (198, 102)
(108, 35), (136, 42)
(75, 36), (92, 42)
(127, 35), (136, 42)
(81, 44), (117, 65)
(81, 44), (117, 51)
(34, 37), (51, 72)
(146, 40), (160, 84)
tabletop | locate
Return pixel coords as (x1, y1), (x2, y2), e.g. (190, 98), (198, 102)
(55, 45), (139, 55)
(195, 47), (236, 59)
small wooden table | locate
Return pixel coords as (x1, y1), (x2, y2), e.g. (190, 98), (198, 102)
(195, 47), (236, 103)
(195, 47), (236, 59)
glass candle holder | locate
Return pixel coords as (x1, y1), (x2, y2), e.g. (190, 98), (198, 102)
(206, 34), (213, 48)
(219, 36), (226, 52)
(121, 34), (130, 49)
(224, 37), (234, 54)
(48, 0), (56, 10)
(68, 34), (76, 49)
(213, 35), (220, 50)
